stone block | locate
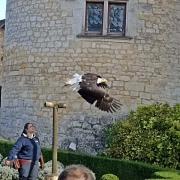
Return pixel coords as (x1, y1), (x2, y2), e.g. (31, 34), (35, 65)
(140, 92), (151, 99)
(125, 82), (145, 91)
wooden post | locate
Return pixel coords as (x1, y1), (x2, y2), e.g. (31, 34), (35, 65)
(52, 106), (58, 174)
(44, 101), (66, 178)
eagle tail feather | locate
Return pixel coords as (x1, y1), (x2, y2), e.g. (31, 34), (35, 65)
(113, 101), (122, 108)
(110, 104), (117, 112)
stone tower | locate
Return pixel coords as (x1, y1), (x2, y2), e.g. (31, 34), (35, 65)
(0, 0), (179, 154)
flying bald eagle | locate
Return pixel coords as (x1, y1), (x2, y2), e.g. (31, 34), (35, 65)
(65, 73), (122, 113)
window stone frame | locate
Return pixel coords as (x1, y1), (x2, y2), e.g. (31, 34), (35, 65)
(79, 0), (133, 39)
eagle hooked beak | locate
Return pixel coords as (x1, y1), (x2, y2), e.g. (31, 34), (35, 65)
(97, 78), (111, 88)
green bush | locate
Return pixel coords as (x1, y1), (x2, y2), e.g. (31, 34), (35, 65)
(0, 154), (19, 180)
(0, 153), (63, 180)
(104, 103), (180, 169)
(0, 164), (19, 180)
(100, 173), (119, 180)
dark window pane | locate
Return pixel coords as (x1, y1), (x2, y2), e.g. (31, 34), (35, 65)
(86, 3), (103, 32)
(108, 3), (126, 34)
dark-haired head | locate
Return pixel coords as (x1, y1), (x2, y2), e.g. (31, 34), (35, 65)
(22, 122), (33, 135)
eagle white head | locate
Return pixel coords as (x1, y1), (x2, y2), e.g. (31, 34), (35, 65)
(97, 77), (108, 85)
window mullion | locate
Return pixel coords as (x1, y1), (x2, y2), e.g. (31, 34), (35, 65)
(102, 1), (108, 35)
(83, 1), (87, 34)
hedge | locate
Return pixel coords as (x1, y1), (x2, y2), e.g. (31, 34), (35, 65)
(0, 139), (171, 180)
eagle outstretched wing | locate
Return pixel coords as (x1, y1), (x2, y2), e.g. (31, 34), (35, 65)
(95, 94), (122, 113)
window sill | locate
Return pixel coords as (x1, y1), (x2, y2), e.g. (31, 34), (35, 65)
(76, 34), (133, 40)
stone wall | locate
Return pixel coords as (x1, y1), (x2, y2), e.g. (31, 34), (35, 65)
(0, 27), (4, 85)
(0, 0), (179, 154)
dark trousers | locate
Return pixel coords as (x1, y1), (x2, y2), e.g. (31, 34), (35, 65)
(18, 161), (39, 180)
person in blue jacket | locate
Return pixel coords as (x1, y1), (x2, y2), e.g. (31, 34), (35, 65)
(5, 122), (44, 180)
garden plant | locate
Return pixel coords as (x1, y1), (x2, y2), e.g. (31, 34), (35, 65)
(104, 103), (180, 169)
